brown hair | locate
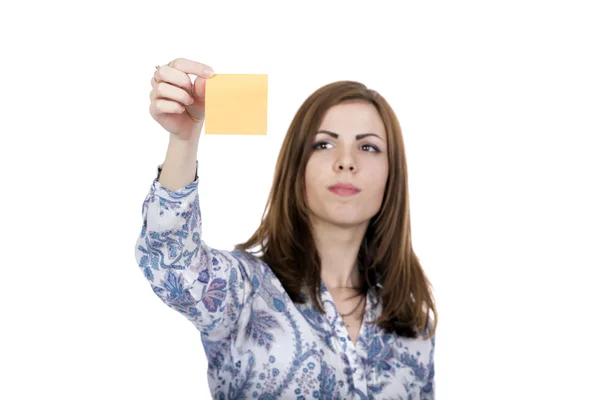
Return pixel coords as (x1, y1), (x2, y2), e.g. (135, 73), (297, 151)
(235, 81), (437, 339)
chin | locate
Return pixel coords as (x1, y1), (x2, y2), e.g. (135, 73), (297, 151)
(322, 213), (372, 229)
(308, 204), (377, 229)
(330, 220), (369, 229)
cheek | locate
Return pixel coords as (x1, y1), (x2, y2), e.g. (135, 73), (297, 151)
(368, 181), (387, 203)
(377, 169), (389, 193)
(365, 161), (388, 189)
(305, 154), (328, 180)
(368, 168), (389, 205)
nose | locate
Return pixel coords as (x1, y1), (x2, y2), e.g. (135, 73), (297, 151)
(335, 151), (357, 172)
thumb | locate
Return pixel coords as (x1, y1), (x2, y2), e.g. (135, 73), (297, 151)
(191, 77), (206, 101)
(184, 77), (207, 121)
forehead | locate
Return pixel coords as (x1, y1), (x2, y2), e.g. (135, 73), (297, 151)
(318, 100), (385, 135)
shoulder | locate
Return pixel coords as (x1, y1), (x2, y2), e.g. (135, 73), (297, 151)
(225, 249), (282, 290)
(210, 247), (265, 276)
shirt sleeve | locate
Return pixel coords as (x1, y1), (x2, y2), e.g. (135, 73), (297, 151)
(134, 168), (254, 340)
(420, 330), (436, 399)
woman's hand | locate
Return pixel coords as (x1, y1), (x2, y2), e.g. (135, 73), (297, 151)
(149, 58), (214, 140)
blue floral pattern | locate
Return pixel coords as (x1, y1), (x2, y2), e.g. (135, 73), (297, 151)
(135, 172), (435, 399)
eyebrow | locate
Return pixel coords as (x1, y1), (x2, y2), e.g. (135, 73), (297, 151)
(315, 130), (384, 141)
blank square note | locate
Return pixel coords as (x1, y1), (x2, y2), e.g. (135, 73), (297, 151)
(205, 74), (268, 135)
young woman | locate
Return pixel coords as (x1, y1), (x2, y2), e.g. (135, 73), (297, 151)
(136, 58), (437, 399)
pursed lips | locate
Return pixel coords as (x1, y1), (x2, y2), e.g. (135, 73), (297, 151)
(327, 183), (360, 197)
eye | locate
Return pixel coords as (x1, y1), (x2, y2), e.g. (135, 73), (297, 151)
(361, 144), (381, 153)
(312, 141), (333, 150)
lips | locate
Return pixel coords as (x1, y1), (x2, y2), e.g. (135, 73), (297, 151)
(328, 183), (360, 197)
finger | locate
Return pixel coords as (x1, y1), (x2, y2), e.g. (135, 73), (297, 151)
(151, 82), (194, 106)
(167, 58), (214, 79)
(153, 66), (194, 94)
(151, 98), (186, 115)
(191, 77), (207, 100)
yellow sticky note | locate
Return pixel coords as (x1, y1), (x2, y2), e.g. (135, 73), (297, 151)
(205, 74), (268, 135)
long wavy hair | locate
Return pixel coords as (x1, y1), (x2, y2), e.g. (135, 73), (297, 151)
(235, 81), (437, 339)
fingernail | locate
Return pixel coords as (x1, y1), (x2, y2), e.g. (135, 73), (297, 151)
(202, 67), (214, 78)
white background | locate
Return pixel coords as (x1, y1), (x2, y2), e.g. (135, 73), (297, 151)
(1, 0), (599, 398)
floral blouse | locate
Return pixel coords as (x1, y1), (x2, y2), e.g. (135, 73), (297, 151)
(134, 168), (435, 399)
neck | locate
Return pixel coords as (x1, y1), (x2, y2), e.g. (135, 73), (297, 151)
(311, 218), (368, 290)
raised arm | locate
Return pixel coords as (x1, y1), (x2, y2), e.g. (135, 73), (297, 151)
(134, 166), (254, 340)
(134, 58), (255, 340)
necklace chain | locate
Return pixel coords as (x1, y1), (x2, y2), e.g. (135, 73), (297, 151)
(339, 295), (365, 326)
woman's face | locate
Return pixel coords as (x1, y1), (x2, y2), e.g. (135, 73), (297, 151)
(305, 100), (389, 229)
